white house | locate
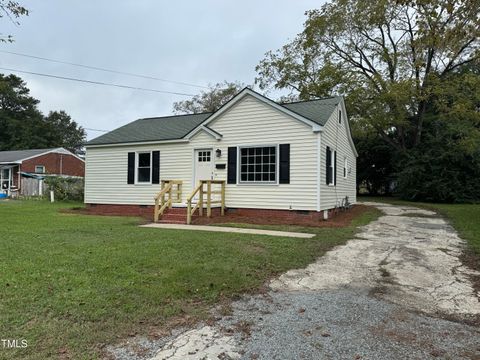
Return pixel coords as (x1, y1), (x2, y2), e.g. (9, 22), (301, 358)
(84, 88), (357, 222)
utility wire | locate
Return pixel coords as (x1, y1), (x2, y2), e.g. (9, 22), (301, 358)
(0, 50), (209, 89)
(84, 127), (109, 133)
(0, 66), (196, 96)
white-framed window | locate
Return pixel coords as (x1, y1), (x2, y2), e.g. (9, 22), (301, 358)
(239, 145), (277, 183)
(136, 152), (152, 183)
(35, 165), (45, 174)
(343, 157), (348, 178)
(198, 150), (211, 162)
(326, 146), (336, 186)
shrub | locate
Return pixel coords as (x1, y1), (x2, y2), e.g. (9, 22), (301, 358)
(44, 177), (84, 201)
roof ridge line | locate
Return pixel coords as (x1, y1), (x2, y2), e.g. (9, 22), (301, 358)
(138, 111), (213, 121)
(279, 96), (342, 105)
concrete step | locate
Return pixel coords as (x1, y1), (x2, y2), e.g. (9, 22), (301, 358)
(157, 219), (186, 224)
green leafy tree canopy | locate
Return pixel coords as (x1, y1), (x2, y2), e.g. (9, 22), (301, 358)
(0, 74), (86, 152)
(256, 0), (480, 151)
(173, 81), (246, 114)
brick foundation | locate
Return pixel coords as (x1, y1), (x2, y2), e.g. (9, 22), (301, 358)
(85, 203), (328, 222)
(86, 204), (155, 219)
(227, 208), (325, 221)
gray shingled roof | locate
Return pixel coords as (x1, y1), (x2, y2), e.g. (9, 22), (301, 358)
(282, 97), (342, 126)
(87, 95), (342, 146)
(87, 113), (212, 146)
(0, 148), (57, 164)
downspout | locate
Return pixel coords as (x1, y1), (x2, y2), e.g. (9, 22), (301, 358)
(316, 131), (322, 212)
(18, 164), (21, 194)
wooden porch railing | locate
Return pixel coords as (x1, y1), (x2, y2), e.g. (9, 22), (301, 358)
(153, 180), (183, 222)
(186, 180), (225, 225)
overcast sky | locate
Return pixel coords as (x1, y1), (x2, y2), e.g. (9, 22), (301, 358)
(1, 1), (322, 140)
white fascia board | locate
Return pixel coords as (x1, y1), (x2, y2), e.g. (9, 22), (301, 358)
(85, 139), (189, 149)
(184, 125), (222, 141)
(17, 147), (85, 163)
(340, 99), (359, 157)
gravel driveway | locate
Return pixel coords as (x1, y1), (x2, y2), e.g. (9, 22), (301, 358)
(110, 202), (480, 360)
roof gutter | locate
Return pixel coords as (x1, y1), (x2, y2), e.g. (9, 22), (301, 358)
(85, 138), (190, 149)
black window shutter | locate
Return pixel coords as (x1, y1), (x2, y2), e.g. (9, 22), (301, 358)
(334, 151), (337, 186)
(326, 147), (331, 185)
(127, 152), (135, 184)
(279, 144), (290, 184)
(152, 151), (160, 184)
(227, 147), (237, 184)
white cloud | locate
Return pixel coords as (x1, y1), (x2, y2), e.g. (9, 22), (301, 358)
(1, 0), (323, 139)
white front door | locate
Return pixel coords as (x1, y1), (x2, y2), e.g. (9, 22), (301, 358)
(194, 149), (214, 187)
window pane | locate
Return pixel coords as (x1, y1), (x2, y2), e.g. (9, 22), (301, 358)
(138, 153), (150, 167)
(239, 146), (277, 183)
(138, 168), (150, 182)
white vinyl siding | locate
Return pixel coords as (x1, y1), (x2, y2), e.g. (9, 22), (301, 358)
(319, 102), (357, 210)
(85, 95), (318, 210)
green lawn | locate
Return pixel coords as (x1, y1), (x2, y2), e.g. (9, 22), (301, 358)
(0, 200), (380, 360)
(360, 196), (480, 257)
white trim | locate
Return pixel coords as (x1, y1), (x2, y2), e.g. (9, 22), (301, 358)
(135, 151), (153, 185)
(237, 144), (279, 185)
(35, 165), (46, 174)
(86, 139), (189, 149)
(22, 148), (84, 163)
(326, 146), (335, 186)
(339, 100), (358, 157)
(316, 132), (321, 212)
(196, 89), (324, 133)
(184, 125), (222, 141)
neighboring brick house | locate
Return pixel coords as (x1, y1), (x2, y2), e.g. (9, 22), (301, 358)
(0, 148), (84, 196)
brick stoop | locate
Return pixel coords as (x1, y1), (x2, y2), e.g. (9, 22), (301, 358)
(157, 209), (191, 224)
(158, 207), (223, 224)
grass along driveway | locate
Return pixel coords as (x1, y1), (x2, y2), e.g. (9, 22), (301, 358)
(0, 200), (380, 360)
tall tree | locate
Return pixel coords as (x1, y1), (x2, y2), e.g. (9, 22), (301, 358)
(0, 74), (86, 152)
(44, 111), (86, 152)
(0, 0), (28, 42)
(173, 81), (245, 114)
(256, 0), (480, 151)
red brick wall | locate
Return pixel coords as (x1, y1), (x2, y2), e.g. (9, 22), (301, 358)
(86, 204), (154, 219)
(85, 204), (325, 221)
(22, 153), (84, 177)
